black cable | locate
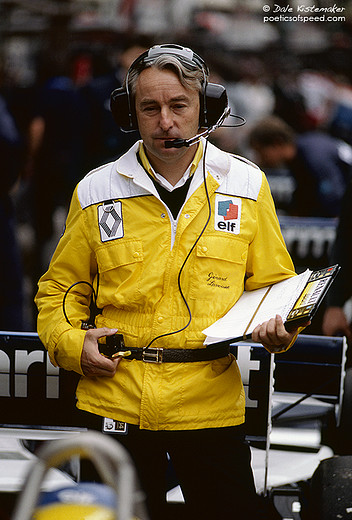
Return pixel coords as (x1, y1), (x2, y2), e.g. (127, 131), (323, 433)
(221, 114), (246, 128)
(144, 137), (212, 351)
(63, 280), (97, 327)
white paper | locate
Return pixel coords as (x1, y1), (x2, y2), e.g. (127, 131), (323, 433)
(202, 270), (311, 344)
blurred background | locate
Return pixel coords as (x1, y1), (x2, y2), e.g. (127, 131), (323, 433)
(1, 0), (351, 331)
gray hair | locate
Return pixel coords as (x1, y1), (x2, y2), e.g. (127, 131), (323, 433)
(127, 54), (206, 97)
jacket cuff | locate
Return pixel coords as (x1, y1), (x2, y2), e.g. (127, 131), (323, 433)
(48, 325), (86, 375)
(277, 326), (304, 353)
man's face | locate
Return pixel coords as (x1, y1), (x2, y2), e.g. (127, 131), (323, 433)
(134, 67), (200, 169)
(253, 143), (296, 168)
(254, 145), (284, 168)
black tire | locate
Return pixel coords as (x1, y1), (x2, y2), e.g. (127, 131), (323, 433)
(336, 367), (352, 451)
(322, 367), (352, 455)
(307, 456), (352, 519)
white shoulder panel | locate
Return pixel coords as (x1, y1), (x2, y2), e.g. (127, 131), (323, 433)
(77, 162), (114, 209)
(205, 141), (263, 201)
(223, 154), (263, 201)
(77, 145), (149, 209)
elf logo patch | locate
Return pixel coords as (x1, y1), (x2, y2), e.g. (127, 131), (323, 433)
(215, 195), (241, 234)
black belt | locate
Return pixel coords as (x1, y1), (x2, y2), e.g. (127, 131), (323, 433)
(105, 337), (231, 363)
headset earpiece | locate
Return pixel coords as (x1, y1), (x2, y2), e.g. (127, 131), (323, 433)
(199, 83), (228, 128)
(109, 44), (229, 131)
(110, 86), (137, 130)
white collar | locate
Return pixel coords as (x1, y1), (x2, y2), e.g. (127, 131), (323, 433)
(152, 163), (193, 192)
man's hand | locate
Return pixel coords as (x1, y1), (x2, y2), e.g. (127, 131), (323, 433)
(81, 327), (121, 377)
(322, 306), (352, 344)
(252, 314), (309, 354)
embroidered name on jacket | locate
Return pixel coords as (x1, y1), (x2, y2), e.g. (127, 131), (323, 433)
(214, 194), (241, 235)
(98, 201), (124, 242)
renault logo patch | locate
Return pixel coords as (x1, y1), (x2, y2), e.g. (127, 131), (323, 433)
(98, 201), (124, 242)
(215, 194), (241, 234)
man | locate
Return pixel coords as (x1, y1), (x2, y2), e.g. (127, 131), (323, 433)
(35, 45), (303, 519)
(0, 91), (24, 330)
(248, 115), (352, 218)
(322, 180), (352, 349)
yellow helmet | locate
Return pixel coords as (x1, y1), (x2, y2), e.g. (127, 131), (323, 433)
(33, 482), (116, 520)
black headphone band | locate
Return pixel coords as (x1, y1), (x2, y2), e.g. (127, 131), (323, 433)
(126, 44), (209, 81)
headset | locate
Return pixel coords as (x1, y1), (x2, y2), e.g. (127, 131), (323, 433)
(110, 43), (229, 132)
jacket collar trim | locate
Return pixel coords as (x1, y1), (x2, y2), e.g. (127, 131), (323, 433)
(115, 139), (231, 185)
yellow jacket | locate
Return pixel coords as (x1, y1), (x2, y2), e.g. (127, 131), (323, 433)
(35, 139), (296, 430)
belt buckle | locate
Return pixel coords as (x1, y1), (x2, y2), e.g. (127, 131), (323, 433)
(142, 347), (163, 363)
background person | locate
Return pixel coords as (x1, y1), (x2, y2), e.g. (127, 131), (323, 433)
(0, 65), (25, 331)
(24, 52), (89, 292)
(248, 115), (352, 218)
(322, 180), (352, 350)
(35, 44), (306, 520)
(80, 35), (152, 170)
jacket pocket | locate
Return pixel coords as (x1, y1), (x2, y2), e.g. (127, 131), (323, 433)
(175, 357), (244, 420)
(189, 234), (248, 303)
(95, 239), (144, 305)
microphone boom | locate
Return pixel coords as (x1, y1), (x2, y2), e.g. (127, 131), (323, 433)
(164, 138), (189, 148)
(164, 107), (243, 149)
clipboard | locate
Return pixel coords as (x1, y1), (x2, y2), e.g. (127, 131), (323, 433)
(202, 265), (340, 344)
